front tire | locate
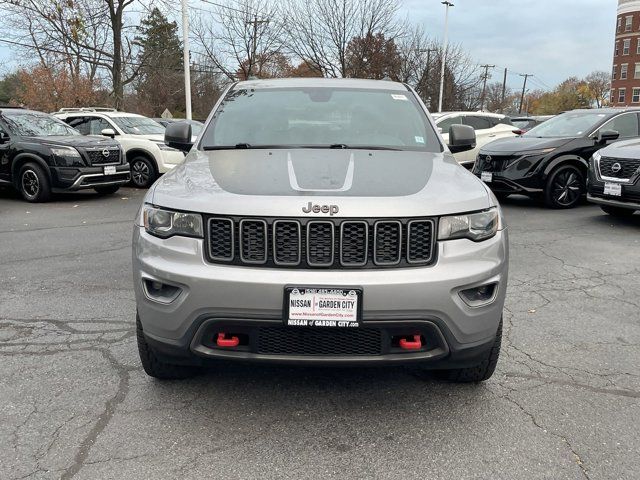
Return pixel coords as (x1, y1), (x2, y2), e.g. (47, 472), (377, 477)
(601, 205), (636, 217)
(544, 164), (584, 209)
(435, 320), (502, 383)
(129, 156), (156, 188)
(18, 162), (51, 202)
(94, 185), (120, 195)
(136, 315), (199, 380)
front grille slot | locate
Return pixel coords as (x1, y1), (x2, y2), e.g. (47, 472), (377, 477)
(307, 221), (334, 266)
(374, 221), (402, 265)
(407, 220), (434, 263)
(257, 327), (382, 355)
(206, 216), (435, 269)
(208, 218), (234, 261)
(86, 148), (120, 165)
(273, 220), (301, 265)
(239, 219), (267, 264)
(599, 157), (640, 179)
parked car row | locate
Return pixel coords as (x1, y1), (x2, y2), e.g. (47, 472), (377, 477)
(473, 108), (640, 214)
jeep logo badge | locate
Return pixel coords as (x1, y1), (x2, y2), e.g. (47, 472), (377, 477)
(302, 202), (339, 216)
(611, 162), (622, 173)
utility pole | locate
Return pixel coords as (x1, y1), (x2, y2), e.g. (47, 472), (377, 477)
(479, 64), (495, 111)
(246, 16), (269, 79)
(500, 67), (507, 109)
(519, 73), (533, 114)
(181, 0), (192, 119)
(438, 1), (454, 113)
(417, 48), (437, 102)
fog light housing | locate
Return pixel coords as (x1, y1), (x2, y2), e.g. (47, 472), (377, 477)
(142, 278), (182, 304)
(459, 282), (498, 307)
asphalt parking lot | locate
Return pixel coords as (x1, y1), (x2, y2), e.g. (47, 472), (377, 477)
(1, 186), (639, 480)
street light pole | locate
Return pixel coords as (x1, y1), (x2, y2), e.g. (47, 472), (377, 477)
(438, 1), (453, 113)
(181, 0), (192, 120)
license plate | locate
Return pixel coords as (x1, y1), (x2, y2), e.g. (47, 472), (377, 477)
(103, 165), (116, 175)
(603, 182), (622, 197)
(285, 287), (361, 328)
(481, 171), (493, 182)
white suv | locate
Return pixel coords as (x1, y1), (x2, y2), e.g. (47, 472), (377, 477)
(54, 108), (186, 188)
(432, 112), (517, 168)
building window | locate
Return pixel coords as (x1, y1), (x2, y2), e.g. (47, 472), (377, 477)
(633, 88), (640, 103)
(619, 88), (626, 103)
(616, 41), (620, 56)
(635, 63), (640, 79)
(626, 15), (633, 32)
(621, 64), (628, 80)
(624, 39), (631, 55)
(613, 65), (617, 80)
(637, 39), (640, 54)
(611, 89), (616, 103)
(618, 16), (622, 32)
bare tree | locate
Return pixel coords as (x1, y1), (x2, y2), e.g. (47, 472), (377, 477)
(191, 0), (285, 81)
(283, 0), (401, 78)
(584, 70), (611, 108)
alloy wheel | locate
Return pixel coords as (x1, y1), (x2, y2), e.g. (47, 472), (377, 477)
(131, 160), (150, 187)
(551, 169), (581, 207)
(21, 169), (40, 199)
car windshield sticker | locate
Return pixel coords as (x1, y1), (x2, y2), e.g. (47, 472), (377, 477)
(415, 136), (425, 144)
(391, 94), (408, 101)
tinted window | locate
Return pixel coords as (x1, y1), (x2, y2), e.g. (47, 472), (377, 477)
(66, 117), (90, 134)
(600, 113), (639, 138)
(202, 87), (441, 151)
(436, 115), (463, 131)
(463, 116), (492, 130)
(512, 119), (536, 130)
(525, 112), (610, 138)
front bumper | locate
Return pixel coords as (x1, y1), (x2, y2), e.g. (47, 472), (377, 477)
(587, 167), (640, 210)
(51, 164), (130, 191)
(133, 227), (508, 366)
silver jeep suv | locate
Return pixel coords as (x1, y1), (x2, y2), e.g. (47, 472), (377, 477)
(133, 78), (508, 382)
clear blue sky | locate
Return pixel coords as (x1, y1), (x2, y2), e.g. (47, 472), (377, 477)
(0, 0), (618, 91)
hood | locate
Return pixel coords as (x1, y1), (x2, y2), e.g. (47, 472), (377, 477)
(24, 135), (120, 148)
(133, 134), (164, 142)
(481, 136), (573, 154)
(599, 138), (640, 160)
(151, 149), (492, 217)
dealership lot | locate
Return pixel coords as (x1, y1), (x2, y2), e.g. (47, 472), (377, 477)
(1, 187), (639, 480)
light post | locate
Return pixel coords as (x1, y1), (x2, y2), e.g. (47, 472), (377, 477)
(181, 0), (192, 119)
(438, 1), (453, 113)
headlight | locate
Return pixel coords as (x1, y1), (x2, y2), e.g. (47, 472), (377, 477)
(592, 150), (601, 163)
(154, 141), (179, 152)
(143, 205), (203, 239)
(50, 146), (81, 158)
(438, 207), (500, 242)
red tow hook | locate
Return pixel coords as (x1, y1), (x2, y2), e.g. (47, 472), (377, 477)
(216, 333), (239, 348)
(399, 335), (422, 350)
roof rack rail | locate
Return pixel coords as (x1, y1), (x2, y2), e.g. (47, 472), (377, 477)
(57, 107), (118, 112)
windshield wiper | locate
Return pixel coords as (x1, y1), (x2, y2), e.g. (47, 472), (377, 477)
(329, 143), (348, 149)
(203, 143), (253, 150)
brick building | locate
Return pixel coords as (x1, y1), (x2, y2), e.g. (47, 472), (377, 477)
(612, 0), (640, 105)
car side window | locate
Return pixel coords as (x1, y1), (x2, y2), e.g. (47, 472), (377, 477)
(65, 116), (91, 135)
(462, 116), (492, 130)
(87, 117), (112, 135)
(436, 116), (462, 132)
(600, 113), (639, 138)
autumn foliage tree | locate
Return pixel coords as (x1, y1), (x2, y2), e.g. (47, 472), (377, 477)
(344, 33), (401, 80)
(15, 66), (105, 112)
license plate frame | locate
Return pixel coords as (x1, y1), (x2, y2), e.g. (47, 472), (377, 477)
(603, 182), (622, 197)
(103, 165), (116, 175)
(283, 286), (363, 328)
(481, 171), (493, 182)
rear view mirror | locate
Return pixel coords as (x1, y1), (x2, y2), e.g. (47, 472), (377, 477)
(447, 124), (476, 154)
(596, 130), (620, 143)
(165, 122), (193, 153)
(101, 128), (116, 138)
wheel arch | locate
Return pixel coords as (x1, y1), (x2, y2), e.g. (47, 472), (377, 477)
(126, 149), (158, 173)
(542, 155), (588, 181)
(11, 153), (52, 187)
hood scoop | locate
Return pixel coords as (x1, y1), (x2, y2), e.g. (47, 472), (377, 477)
(287, 152), (354, 192)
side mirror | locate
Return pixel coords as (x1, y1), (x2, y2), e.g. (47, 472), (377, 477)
(447, 124), (476, 154)
(596, 130), (620, 143)
(165, 122), (193, 153)
(101, 128), (116, 138)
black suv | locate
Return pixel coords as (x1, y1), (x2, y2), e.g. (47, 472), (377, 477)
(473, 109), (640, 208)
(587, 138), (640, 216)
(0, 107), (130, 202)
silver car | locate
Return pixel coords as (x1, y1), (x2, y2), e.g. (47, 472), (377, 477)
(133, 78), (508, 383)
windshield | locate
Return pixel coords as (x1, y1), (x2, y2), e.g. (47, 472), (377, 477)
(524, 112), (608, 138)
(512, 119), (536, 129)
(111, 116), (165, 135)
(3, 111), (79, 136)
(201, 87), (441, 151)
